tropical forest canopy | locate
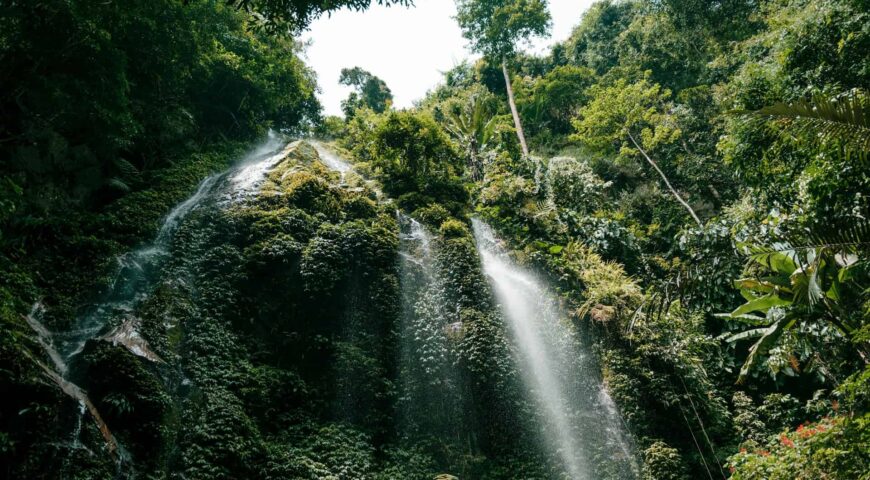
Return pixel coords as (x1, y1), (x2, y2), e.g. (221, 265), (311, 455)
(1, 0), (868, 479)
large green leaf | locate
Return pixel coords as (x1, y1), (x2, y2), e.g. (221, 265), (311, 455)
(758, 249), (798, 274)
(714, 312), (768, 326)
(736, 316), (797, 384)
(733, 278), (783, 294)
(730, 293), (792, 317)
(725, 327), (767, 343)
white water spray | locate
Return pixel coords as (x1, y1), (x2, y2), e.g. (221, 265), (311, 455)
(472, 218), (638, 479)
(472, 219), (586, 478)
(228, 131), (288, 195)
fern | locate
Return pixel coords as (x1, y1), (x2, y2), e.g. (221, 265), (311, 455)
(113, 157), (140, 179)
(105, 177), (131, 192)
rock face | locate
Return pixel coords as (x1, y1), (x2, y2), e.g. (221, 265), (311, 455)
(11, 139), (631, 479)
(100, 316), (163, 363)
(285, 139), (320, 165)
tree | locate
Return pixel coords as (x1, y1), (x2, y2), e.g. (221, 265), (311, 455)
(0, 0), (320, 212)
(515, 64), (596, 136)
(339, 67), (393, 117)
(721, 91), (870, 384)
(225, 0), (412, 32)
(454, 0), (551, 157)
(562, 0), (638, 74)
(571, 76), (702, 225)
(442, 89), (499, 180)
(343, 109), (462, 194)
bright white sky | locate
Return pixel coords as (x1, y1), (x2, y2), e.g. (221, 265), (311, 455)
(301, 0), (595, 116)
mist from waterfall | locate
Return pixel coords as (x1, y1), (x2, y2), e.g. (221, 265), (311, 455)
(395, 212), (469, 448)
(472, 218), (639, 479)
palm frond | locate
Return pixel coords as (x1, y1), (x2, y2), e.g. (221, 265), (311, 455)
(741, 221), (870, 266)
(105, 177), (131, 193)
(738, 90), (870, 155)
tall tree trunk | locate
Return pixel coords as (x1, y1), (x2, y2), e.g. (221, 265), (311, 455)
(502, 59), (529, 157)
(628, 131), (702, 226)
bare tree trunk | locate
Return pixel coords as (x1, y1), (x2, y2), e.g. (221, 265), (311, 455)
(628, 132), (702, 226)
(469, 140), (482, 181)
(502, 59), (529, 157)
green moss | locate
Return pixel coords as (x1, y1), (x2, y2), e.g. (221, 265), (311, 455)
(439, 218), (470, 239)
(77, 342), (174, 472)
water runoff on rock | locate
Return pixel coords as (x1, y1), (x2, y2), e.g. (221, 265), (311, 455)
(395, 213), (471, 447)
(472, 218), (640, 479)
(310, 140), (352, 178)
(24, 131), (293, 473)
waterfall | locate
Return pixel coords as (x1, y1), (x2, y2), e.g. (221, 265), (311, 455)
(471, 218), (639, 479)
(24, 132), (292, 470)
(52, 132), (288, 364)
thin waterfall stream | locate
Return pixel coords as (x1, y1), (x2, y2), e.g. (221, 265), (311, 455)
(23, 132), (294, 473)
(472, 218), (640, 479)
(311, 140), (353, 178)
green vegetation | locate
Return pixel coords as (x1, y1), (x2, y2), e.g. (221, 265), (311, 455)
(226, 0), (412, 32)
(455, 0), (552, 156)
(325, 0), (869, 477)
(2, 0), (869, 478)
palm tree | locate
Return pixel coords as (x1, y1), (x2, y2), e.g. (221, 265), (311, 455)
(443, 93), (498, 181)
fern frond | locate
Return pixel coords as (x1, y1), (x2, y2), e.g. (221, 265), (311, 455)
(105, 177), (131, 192)
(113, 158), (140, 179)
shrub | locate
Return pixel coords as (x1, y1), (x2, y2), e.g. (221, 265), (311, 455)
(642, 441), (689, 480)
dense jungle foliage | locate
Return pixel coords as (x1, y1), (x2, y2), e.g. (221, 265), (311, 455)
(1, 0), (869, 478)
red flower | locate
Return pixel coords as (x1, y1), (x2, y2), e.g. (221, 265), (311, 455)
(780, 434), (795, 448)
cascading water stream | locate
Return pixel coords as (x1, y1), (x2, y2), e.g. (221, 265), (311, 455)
(398, 213), (432, 269)
(310, 141), (389, 202)
(472, 218), (639, 479)
(49, 131), (290, 365)
(311, 146), (469, 446)
(310, 140), (352, 178)
(24, 131), (294, 472)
